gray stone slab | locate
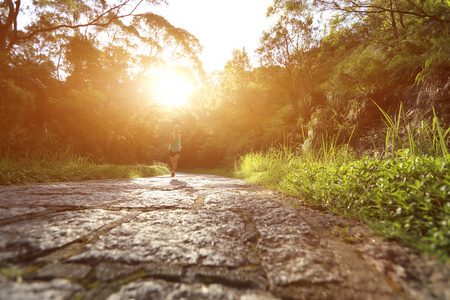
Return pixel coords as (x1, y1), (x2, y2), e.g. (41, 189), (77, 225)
(0, 206), (47, 219)
(109, 189), (195, 209)
(0, 278), (83, 300)
(69, 209), (258, 267)
(0, 209), (131, 261)
(106, 279), (279, 300)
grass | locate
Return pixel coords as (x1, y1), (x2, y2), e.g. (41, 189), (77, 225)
(0, 149), (169, 185)
(375, 102), (450, 159)
(235, 107), (450, 261)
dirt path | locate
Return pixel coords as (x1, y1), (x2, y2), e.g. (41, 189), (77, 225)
(0, 173), (448, 300)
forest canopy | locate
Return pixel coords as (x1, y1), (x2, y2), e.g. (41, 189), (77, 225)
(1, 0), (449, 167)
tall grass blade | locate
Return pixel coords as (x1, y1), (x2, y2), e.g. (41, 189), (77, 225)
(433, 108), (450, 162)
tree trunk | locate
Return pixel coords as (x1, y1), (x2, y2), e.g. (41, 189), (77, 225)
(389, 0), (399, 39)
(0, 0), (20, 52)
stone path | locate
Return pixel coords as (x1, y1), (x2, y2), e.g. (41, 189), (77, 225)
(0, 173), (449, 300)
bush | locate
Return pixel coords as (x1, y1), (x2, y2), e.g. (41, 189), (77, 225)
(279, 150), (450, 259)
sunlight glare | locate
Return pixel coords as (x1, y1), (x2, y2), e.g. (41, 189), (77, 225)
(152, 71), (196, 107)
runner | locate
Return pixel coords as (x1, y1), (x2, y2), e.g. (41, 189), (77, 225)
(168, 125), (181, 177)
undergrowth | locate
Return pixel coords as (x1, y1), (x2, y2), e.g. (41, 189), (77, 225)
(236, 107), (450, 261)
(0, 149), (169, 185)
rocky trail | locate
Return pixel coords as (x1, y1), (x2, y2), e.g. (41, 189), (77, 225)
(0, 173), (448, 300)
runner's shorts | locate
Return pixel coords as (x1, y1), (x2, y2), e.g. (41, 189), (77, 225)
(169, 150), (181, 158)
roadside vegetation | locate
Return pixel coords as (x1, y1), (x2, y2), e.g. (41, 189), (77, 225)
(0, 149), (169, 185)
(236, 108), (450, 261)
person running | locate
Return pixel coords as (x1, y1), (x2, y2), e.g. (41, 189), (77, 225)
(168, 125), (181, 177)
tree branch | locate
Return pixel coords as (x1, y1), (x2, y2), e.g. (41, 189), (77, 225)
(10, 0), (144, 49)
(318, 0), (447, 23)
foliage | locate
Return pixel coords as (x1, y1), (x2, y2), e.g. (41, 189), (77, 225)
(0, 78), (35, 153)
(179, 49), (291, 167)
(278, 150), (450, 260)
(236, 115), (450, 260)
(235, 147), (294, 188)
(0, 149), (169, 185)
(1, 0), (203, 165)
(0, 0), (168, 52)
(376, 102), (450, 159)
(258, 1), (324, 121)
(295, 0), (448, 153)
(183, 0), (449, 167)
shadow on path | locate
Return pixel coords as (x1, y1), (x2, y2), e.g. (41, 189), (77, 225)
(169, 179), (187, 186)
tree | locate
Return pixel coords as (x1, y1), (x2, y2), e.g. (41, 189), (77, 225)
(309, 0), (449, 24)
(185, 49), (296, 166)
(0, 0), (19, 51)
(0, 0), (168, 53)
(125, 12), (204, 80)
(0, 0), (207, 161)
(303, 0), (450, 151)
(258, 1), (321, 112)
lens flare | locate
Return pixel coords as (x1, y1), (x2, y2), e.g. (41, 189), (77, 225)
(152, 71), (196, 107)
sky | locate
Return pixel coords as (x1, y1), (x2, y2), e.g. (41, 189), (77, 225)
(153, 0), (276, 74)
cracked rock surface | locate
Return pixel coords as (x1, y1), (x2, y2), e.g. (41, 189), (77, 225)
(0, 173), (449, 299)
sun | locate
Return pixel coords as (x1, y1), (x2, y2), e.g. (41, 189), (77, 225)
(152, 69), (196, 107)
